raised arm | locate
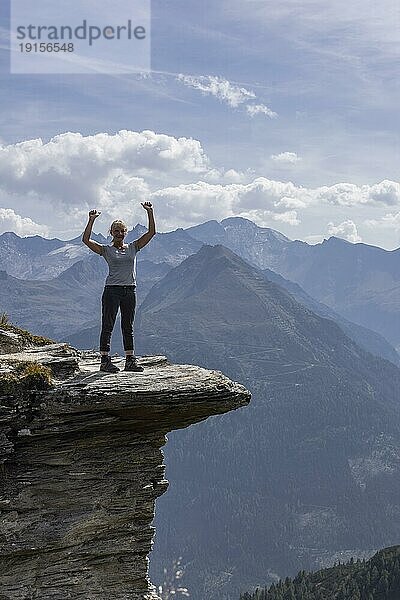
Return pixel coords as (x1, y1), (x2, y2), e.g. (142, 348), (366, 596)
(82, 210), (103, 255)
(135, 202), (156, 250)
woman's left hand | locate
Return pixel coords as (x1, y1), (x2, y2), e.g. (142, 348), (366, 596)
(141, 201), (153, 212)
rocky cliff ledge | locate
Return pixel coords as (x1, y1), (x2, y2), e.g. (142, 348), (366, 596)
(0, 329), (250, 599)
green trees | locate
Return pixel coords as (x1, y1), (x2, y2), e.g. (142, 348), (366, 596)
(239, 546), (400, 600)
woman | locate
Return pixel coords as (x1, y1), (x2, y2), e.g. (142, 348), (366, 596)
(82, 201), (156, 373)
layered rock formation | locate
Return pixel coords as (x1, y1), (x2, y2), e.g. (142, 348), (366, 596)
(0, 333), (250, 599)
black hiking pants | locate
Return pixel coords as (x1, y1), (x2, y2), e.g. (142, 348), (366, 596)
(99, 285), (136, 353)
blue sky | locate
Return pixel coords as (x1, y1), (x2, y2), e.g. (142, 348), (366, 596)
(0, 0), (399, 248)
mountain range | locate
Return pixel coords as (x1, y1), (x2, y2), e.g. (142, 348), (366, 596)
(1, 222), (399, 367)
(2, 217), (400, 352)
(184, 218), (400, 351)
(135, 244), (400, 599)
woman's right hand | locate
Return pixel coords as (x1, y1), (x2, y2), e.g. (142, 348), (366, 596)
(89, 209), (101, 220)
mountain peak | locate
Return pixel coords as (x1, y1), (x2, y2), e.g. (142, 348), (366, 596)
(221, 216), (257, 228)
(1, 231), (19, 240)
(220, 216), (290, 241)
(139, 242), (275, 316)
(192, 243), (255, 272)
(324, 236), (352, 245)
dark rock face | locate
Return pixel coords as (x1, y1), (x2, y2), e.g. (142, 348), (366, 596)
(0, 340), (250, 599)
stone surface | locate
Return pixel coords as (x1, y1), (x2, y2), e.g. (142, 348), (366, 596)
(0, 339), (250, 599)
(0, 330), (24, 355)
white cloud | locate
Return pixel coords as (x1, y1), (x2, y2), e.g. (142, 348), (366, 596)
(204, 167), (255, 183)
(272, 210), (300, 225)
(0, 208), (49, 237)
(367, 180), (400, 205)
(271, 152), (301, 164)
(177, 74), (255, 107)
(327, 220), (362, 243)
(246, 104), (277, 118)
(0, 129), (209, 197)
(233, 178), (307, 211)
(149, 176), (400, 231)
(365, 212), (400, 231)
(150, 182), (238, 229)
(315, 180), (400, 206)
(0, 130), (211, 231)
(150, 177), (305, 229)
(2, 130), (400, 238)
(97, 171), (151, 223)
(274, 195), (306, 209)
(177, 74), (277, 118)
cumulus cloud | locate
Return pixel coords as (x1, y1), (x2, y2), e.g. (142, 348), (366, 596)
(0, 208), (49, 237)
(367, 180), (400, 205)
(2, 130), (400, 237)
(177, 74), (277, 118)
(150, 182), (237, 229)
(150, 177), (306, 229)
(327, 220), (362, 243)
(0, 129), (209, 196)
(204, 167), (255, 183)
(0, 130), (211, 231)
(97, 171), (151, 222)
(149, 176), (400, 231)
(271, 151), (301, 164)
(246, 104), (277, 118)
(315, 180), (400, 206)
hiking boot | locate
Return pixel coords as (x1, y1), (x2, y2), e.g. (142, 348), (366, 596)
(124, 356), (144, 372)
(100, 355), (120, 373)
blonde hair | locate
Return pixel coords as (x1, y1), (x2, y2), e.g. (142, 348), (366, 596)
(109, 220), (128, 235)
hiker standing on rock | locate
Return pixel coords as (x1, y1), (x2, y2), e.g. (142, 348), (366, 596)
(82, 202), (156, 373)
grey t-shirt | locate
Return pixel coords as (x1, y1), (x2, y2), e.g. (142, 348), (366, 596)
(100, 241), (140, 286)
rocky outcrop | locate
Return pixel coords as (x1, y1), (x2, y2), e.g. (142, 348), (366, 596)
(0, 337), (250, 599)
